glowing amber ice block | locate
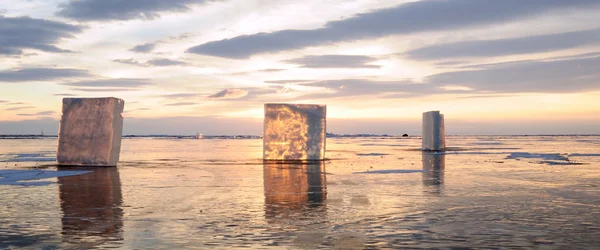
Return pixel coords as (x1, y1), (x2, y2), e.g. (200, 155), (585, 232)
(263, 104), (326, 161)
(57, 98), (125, 166)
(422, 111), (445, 151)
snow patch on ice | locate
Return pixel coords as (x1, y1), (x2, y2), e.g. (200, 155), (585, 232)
(469, 141), (504, 145)
(356, 153), (390, 156)
(0, 152), (56, 163)
(505, 152), (589, 165)
(0, 169), (92, 186)
(353, 169), (424, 174)
(569, 153), (600, 157)
(506, 152), (569, 161)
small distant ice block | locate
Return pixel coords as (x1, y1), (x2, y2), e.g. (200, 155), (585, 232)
(422, 111), (445, 151)
(263, 103), (326, 161)
(57, 98), (125, 166)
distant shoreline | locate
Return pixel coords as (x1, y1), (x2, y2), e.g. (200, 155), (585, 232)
(0, 134), (598, 140)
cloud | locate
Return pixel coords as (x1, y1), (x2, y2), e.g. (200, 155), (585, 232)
(208, 89), (249, 99)
(0, 100), (7, 103)
(6, 106), (35, 111)
(405, 28), (600, 60)
(0, 16), (82, 55)
(0, 68), (90, 82)
(260, 78), (460, 100)
(113, 58), (146, 66)
(165, 102), (197, 106)
(16, 111), (56, 116)
(264, 79), (315, 84)
(187, 0), (600, 58)
(265, 55), (600, 98)
(160, 93), (200, 98)
(63, 78), (153, 87)
(434, 61), (470, 68)
(542, 51), (600, 61)
(130, 43), (157, 53)
(255, 68), (286, 73)
(36, 111), (56, 116)
(427, 55), (600, 93)
(283, 55), (380, 68)
(455, 94), (516, 99)
(297, 79), (460, 99)
(70, 87), (142, 92)
(124, 107), (151, 113)
(169, 32), (194, 41)
(53, 93), (76, 97)
(57, 0), (209, 21)
(128, 32), (195, 54)
(227, 68), (287, 76)
(146, 58), (187, 66)
(113, 58), (187, 67)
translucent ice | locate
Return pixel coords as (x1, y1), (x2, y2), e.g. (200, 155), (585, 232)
(422, 111), (445, 151)
(263, 103), (326, 161)
(263, 163), (326, 221)
(422, 152), (445, 187)
(57, 98), (125, 166)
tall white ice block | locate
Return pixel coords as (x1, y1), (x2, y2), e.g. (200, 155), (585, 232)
(422, 111), (445, 151)
(57, 98), (125, 166)
(263, 104), (326, 161)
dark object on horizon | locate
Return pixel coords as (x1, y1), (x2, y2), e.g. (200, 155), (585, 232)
(402, 134), (409, 137)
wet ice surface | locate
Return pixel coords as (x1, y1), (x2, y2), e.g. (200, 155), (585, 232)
(1, 136), (599, 249)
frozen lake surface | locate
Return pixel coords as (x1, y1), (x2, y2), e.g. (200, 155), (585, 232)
(1, 136), (599, 248)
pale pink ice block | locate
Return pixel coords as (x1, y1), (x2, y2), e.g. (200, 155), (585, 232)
(57, 98), (125, 166)
(422, 111), (445, 151)
(263, 104), (326, 161)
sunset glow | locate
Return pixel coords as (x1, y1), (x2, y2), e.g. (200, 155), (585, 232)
(1, 0), (599, 135)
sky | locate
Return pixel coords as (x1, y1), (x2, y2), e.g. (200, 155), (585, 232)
(1, 0), (599, 135)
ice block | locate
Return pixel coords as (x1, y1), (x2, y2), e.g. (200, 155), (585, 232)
(263, 103), (326, 161)
(422, 111), (445, 151)
(57, 98), (125, 166)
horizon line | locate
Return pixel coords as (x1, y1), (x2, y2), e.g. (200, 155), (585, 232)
(0, 133), (599, 137)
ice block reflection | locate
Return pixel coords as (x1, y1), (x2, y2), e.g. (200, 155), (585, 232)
(263, 104), (326, 161)
(263, 162), (327, 224)
(58, 167), (123, 247)
(422, 152), (445, 194)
